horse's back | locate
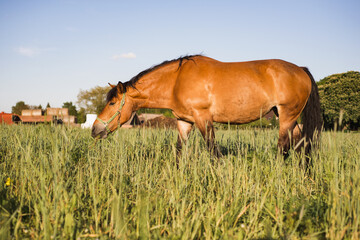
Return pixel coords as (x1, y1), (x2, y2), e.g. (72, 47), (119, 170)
(172, 56), (312, 124)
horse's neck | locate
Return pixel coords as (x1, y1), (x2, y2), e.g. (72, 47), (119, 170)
(130, 65), (178, 110)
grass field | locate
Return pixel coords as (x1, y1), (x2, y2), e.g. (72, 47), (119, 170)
(1, 124), (359, 239)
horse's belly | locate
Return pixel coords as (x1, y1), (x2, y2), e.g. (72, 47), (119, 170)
(211, 99), (273, 124)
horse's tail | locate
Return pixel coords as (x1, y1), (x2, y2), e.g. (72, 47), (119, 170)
(301, 67), (323, 155)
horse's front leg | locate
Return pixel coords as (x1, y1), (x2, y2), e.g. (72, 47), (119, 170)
(194, 116), (222, 158)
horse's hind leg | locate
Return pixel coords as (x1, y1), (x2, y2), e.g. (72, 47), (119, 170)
(278, 121), (297, 158)
(277, 107), (300, 158)
(176, 119), (193, 166)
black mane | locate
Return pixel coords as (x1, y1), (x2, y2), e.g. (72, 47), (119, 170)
(106, 54), (202, 102)
(106, 86), (118, 102)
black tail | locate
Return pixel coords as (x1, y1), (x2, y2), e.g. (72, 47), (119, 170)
(301, 67), (323, 155)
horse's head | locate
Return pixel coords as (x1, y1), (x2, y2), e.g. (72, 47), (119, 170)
(91, 82), (127, 139)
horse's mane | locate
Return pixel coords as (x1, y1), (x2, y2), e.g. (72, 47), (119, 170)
(106, 54), (202, 102)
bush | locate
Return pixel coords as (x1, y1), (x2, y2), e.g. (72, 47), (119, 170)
(318, 71), (360, 130)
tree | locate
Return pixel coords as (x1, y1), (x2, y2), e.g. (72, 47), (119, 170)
(12, 101), (29, 115)
(62, 102), (78, 116)
(77, 86), (110, 114)
(77, 107), (86, 124)
(318, 71), (360, 130)
(28, 104), (42, 110)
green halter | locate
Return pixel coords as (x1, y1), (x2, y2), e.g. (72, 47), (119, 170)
(96, 93), (126, 133)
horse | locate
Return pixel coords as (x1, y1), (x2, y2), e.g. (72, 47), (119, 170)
(92, 55), (322, 162)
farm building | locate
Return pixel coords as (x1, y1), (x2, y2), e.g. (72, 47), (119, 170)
(19, 108), (77, 125)
(20, 109), (53, 123)
(46, 108), (76, 125)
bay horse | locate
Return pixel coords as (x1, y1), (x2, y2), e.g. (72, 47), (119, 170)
(92, 55), (322, 161)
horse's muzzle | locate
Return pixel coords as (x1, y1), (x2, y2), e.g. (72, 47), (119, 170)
(91, 123), (108, 139)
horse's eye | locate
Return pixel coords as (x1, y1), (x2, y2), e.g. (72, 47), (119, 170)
(109, 102), (115, 106)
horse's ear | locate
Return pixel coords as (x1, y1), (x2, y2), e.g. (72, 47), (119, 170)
(108, 83), (115, 88)
(117, 81), (125, 93)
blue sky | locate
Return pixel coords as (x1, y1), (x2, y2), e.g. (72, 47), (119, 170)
(0, 0), (359, 113)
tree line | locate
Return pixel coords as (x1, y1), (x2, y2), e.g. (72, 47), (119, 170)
(11, 71), (360, 129)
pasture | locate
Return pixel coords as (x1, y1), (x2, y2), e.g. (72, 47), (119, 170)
(1, 125), (359, 239)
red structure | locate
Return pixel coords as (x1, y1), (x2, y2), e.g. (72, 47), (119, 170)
(0, 112), (20, 125)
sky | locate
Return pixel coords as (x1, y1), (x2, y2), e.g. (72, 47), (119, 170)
(0, 0), (359, 113)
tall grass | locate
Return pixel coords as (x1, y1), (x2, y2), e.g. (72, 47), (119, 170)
(0, 124), (359, 239)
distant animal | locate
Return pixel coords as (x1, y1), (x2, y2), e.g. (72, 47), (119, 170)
(92, 55), (322, 163)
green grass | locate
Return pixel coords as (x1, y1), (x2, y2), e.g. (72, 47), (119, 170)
(0, 124), (359, 239)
